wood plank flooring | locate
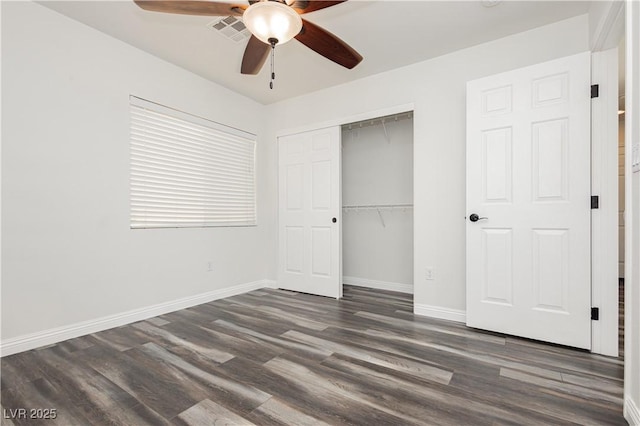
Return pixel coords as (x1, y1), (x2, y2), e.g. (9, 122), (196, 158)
(1, 286), (625, 425)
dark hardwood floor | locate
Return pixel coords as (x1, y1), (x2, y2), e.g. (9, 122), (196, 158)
(1, 286), (625, 425)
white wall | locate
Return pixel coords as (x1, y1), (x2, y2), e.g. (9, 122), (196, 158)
(1, 2), (270, 343)
(342, 118), (413, 289)
(267, 15), (590, 316)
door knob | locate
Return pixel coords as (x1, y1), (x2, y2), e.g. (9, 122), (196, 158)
(332, 217), (337, 223)
(469, 213), (488, 222)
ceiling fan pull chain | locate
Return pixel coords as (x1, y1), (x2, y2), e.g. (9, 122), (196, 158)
(269, 37), (277, 90)
(270, 48), (274, 90)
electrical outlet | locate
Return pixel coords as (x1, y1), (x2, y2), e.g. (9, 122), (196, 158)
(425, 267), (435, 281)
(207, 261), (214, 272)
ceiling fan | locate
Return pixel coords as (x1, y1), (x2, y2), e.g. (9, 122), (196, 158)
(133, 0), (363, 77)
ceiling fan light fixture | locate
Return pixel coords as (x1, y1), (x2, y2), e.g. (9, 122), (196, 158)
(243, 1), (302, 45)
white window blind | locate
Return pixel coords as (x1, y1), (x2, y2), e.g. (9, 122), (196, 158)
(130, 96), (256, 229)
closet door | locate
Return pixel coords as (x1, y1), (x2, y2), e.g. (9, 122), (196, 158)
(278, 127), (341, 298)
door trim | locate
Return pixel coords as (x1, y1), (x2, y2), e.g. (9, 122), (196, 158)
(591, 48), (620, 357)
(275, 103), (415, 138)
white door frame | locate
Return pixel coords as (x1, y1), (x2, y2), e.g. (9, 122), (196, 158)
(591, 48), (620, 357)
(275, 104), (416, 140)
(589, 0), (625, 358)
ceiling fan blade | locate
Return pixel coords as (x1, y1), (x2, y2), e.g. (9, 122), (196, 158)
(241, 35), (271, 75)
(134, 1), (245, 16)
(290, 1), (347, 14)
(295, 19), (362, 69)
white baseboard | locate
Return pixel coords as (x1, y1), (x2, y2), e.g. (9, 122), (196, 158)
(414, 303), (466, 323)
(0, 279), (273, 357)
(343, 276), (413, 294)
(626, 396), (640, 426)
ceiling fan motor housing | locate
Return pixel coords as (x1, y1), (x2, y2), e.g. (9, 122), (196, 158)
(242, 1), (303, 45)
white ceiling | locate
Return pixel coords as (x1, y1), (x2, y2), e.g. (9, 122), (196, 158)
(40, 0), (591, 104)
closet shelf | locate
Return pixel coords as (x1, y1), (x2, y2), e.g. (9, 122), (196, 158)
(342, 203), (413, 210)
(342, 204), (412, 227)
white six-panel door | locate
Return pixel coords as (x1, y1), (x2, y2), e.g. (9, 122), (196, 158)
(278, 127), (341, 298)
(466, 52), (592, 349)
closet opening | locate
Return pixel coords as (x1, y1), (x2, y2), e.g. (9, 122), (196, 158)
(341, 112), (414, 301)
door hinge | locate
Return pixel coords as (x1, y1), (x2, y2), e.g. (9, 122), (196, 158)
(591, 84), (599, 98)
(591, 307), (600, 321)
(591, 195), (599, 209)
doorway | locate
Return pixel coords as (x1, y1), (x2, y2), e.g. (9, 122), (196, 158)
(341, 112), (414, 297)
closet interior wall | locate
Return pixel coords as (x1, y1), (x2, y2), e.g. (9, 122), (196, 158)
(341, 113), (414, 293)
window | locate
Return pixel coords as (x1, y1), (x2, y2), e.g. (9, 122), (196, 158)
(130, 96), (256, 229)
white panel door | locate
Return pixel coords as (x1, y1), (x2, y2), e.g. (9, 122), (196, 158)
(466, 52), (591, 349)
(278, 127), (341, 298)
